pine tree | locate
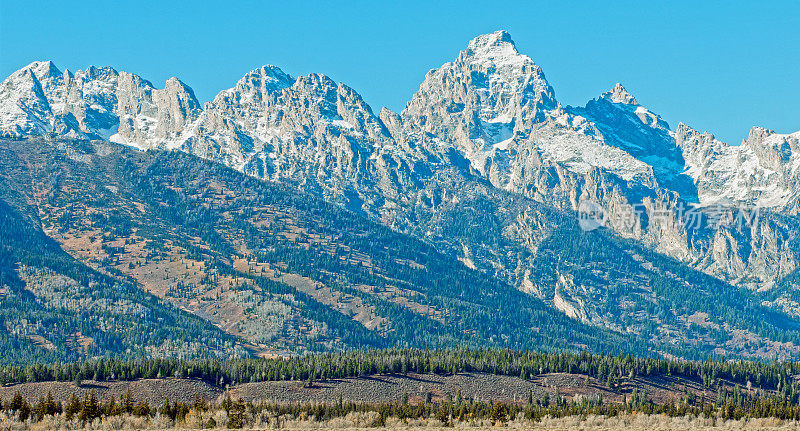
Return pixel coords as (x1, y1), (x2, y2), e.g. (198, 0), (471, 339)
(65, 393), (81, 421)
(79, 390), (101, 423)
(305, 373), (314, 388)
(121, 388), (133, 413)
(160, 398), (174, 421)
(226, 398), (246, 429)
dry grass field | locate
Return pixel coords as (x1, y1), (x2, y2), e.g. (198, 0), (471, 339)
(2, 371), (784, 430)
(0, 371), (728, 407)
(1, 412), (800, 430)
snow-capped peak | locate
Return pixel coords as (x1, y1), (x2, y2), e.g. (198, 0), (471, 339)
(461, 30), (535, 69)
(4, 35), (800, 301)
(3, 36), (798, 216)
(602, 83), (638, 105)
(402, 30), (556, 130)
(211, 65), (295, 107)
(248, 64), (295, 90)
(0, 60), (204, 146)
(28, 60), (62, 80)
(468, 29), (514, 49)
(745, 126), (776, 144)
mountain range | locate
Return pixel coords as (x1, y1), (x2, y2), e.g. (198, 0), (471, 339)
(2, 31), (800, 362)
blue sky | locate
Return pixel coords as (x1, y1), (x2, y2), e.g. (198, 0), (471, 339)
(1, 0), (797, 144)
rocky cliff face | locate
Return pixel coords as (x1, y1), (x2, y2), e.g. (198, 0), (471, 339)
(676, 125), (800, 208)
(400, 32), (658, 193)
(172, 66), (432, 219)
(0, 61), (202, 148)
(3, 31), (800, 325)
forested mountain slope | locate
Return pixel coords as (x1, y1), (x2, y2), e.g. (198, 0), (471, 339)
(2, 137), (800, 361)
(0, 137), (631, 361)
(0, 145), (242, 364)
(2, 31), (800, 363)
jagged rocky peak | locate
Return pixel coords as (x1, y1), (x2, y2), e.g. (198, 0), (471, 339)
(401, 30), (559, 155)
(673, 121), (800, 209)
(255, 64), (295, 86)
(177, 63), (409, 204)
(673, 122), (727, 156)
(79, 64), (119, 81)
(276, 72), (385, 134)
(114, 73), (202, 148)
(673, 122), (728, 170)
(27, 60), (62, 80)
(0, 60), (203, 147)
(457, 30), (557, 113)
(463, 30), (524, 65)
(96, 69), (201, 149)
(742, 126), (796, 153)
(744, 126), (800, 148)
(582, 81), (671, 133)
(2, 60), (66, 90)
(742, 126), (799, 171)
(747, 125), (776, 141)
(164, 76), (197, 97)
(602, 83), (638, 105)
(291, 73), (346, 115)
(1, 60), (96, 138)
(225, 64), (295, 99)
(2, 60), (66, 94)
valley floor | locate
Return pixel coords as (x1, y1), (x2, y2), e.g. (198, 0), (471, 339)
(0, 372), (715, 406)
(0, 372), (791, 429)
(1, 414), (799, 430)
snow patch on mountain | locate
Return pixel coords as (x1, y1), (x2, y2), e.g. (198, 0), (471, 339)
(0, 61), (201, 149)
(2, 31), (799, 295)
(676, 124), (800, 207)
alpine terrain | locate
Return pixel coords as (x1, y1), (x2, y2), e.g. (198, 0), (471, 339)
(2, 31), (800, 363)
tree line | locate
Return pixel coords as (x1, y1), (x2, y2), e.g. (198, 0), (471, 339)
(3, 348), (800, 397)
(5, 385), (800, 428)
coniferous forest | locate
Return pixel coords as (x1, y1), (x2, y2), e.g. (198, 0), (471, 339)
(4, 141), (800, 428)
(4, 349), (800, 427)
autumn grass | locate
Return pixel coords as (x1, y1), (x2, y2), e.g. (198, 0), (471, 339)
(3, 412), (800, 430)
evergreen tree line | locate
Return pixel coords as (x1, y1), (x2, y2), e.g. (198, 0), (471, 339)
(6, 386), (800, 427)
(3, 348), (800, 397)
(1, 389), (196, 425)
